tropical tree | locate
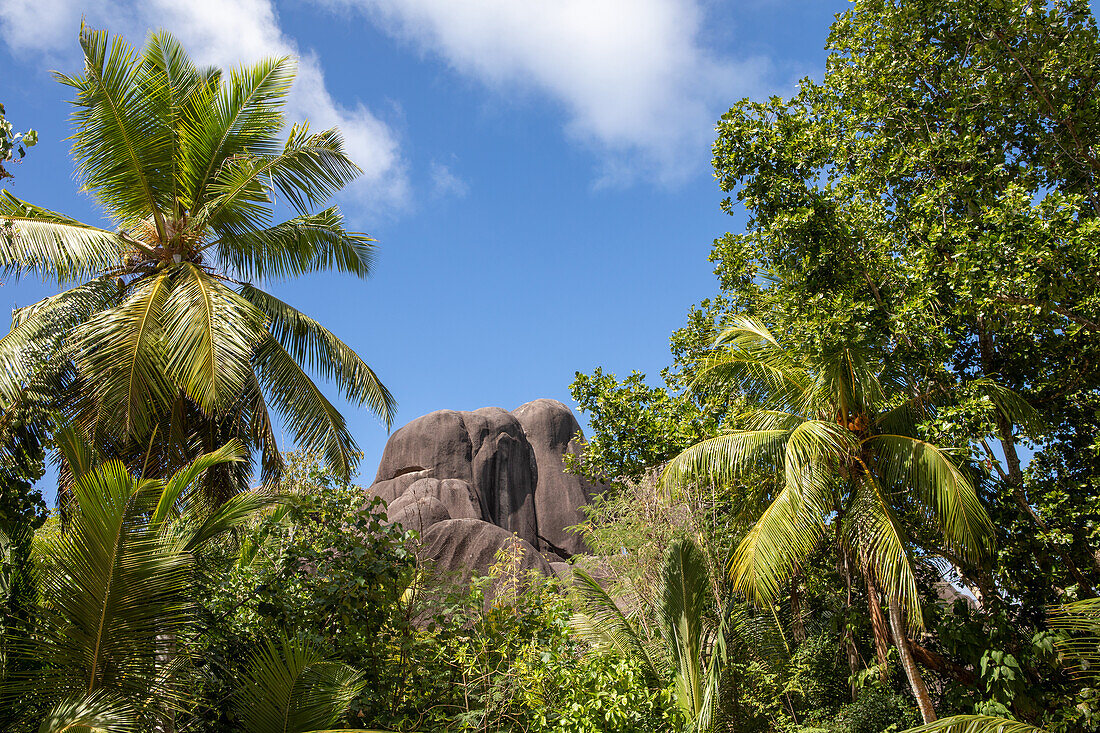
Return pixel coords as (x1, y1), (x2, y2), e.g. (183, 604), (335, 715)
(572, 536), (786, 731)
(0, 27), (394, 498)
(0, 429), (273, 731)
(660, 316), (1017, 723)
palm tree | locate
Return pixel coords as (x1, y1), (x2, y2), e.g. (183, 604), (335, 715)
(0, 27), (394, 496)
(572, 536), (786, 732)
(661, 316), (1014, 723)
(0, 430), (271, 731)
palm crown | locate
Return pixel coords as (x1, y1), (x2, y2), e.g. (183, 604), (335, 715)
(0, 28), (394, 491)
(661, 316), (997, 629)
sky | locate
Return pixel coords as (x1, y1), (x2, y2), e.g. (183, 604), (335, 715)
(0, 0), (846, 498)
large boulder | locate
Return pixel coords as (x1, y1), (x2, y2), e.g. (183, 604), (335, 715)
(512, 399), (607, 556)
(387, 477), (482, 521)
(370, 408), (539, 547)
(419, 518), (552, 598)
(366, 399), (607, 594)
(386, 495), (451, 534)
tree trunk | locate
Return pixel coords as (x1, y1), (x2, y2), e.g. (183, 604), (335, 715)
(839, 544), (861, 700)
(860, 556), (890, 682)
(888, 597), (936, 724)
(976, 318), (1095, 592)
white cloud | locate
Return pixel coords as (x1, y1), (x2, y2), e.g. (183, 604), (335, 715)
(316, 0), (771, 184)
(0, 0), (409, 216)
(429, 160), (468, 199)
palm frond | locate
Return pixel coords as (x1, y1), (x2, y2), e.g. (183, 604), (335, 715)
(659, 537), (713, 725)
(784, 420), (855, 506)
(150, 438), (246, 527)
(183, 55), (292, 210)
(729, 476), (830, 605)
(661, 430), (788, 496)
(37, 692), (139, 733)
(866, 434), (993, 563)
(241, 285), (394, 426)
(140, 30), (206, 216)
(694, 315), (811, 413)
(253, 333), (359, 481)
(55, 26), (171, 232)
(73, 272), (173, 437)
(570, 569), (663, 680)
(194, 124), (359, 235)
(846, 469), (922, 631)
(218, 207), (376, 280)
(0, 192), (127, 283)
(31, 460), (188, 698)
(900, 715), (1044, 733)
(236, 634), (365, 733)
(1048, 597), (1100, 677)
(970, 378), (1044, 436)
(0, 278), (117, 403)
(161, 263), (266, 416)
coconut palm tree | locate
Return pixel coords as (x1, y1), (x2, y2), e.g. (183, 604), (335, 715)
(660, 316), (1021, 723)
(0, 27), (394, 496)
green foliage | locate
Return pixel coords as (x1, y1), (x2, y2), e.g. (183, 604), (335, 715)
(568, 368), (718, 483)
(188, 459), (413, 729)
(0, 102), (36, 181)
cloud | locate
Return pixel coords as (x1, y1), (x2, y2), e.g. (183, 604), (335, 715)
(0, 0), (409, 217)
(429, 161), (469, 199)
(316, 0), (771, 185)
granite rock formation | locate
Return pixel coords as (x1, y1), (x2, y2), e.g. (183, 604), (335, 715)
(368, 399), (606, 586)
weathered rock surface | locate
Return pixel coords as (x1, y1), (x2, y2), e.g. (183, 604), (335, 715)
(372, 407), (539, 546)
(512, 398), (606, 556)
(368, 399), (607, 588)
(387, 477), (482, 522)
(386, 496), (451, 534)
(419, 518), (552, 595)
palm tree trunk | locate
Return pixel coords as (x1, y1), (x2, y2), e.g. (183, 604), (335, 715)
(859, 554), (890, 681)
(839, 544), (860, 700)
(888, 596), (935, 724)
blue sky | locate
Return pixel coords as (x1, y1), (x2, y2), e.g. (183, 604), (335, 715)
(0, 0), (845, 495)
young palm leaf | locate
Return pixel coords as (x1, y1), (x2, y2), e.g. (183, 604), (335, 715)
(235, 634), (366, 733)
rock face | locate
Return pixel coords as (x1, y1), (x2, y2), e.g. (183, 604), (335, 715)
(514, 398), (603, 556)
(368, 399), (607, 586)
(419, 519), (552, 594)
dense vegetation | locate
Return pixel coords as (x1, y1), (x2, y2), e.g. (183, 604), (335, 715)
(3, 1), (1100, 731)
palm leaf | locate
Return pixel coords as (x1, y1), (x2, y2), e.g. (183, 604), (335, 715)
(659, 537), (713, 725)
(729, 474), (831, 605)
(901, 715), (1044, 733)
(570, 569), (663, 680)
(72, 272), (173, 437)
(241, 285), (394, 425)
(866, 434), (993, 564)
(661, 430), (789, 496)
(161, 263), (266, 416)
(37, 692), (139, 733)
(236, 634), (365, 733)
(695, 316), (811, 413)
(55, 26), (171, 234)
(0, 278), (117, 403)
(252, 332), (359, 481)
(0, 192), (127, 283)
(184, 55), (292, 210)
(846, 468), (922, 630)
(218, 207), (376, 280)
